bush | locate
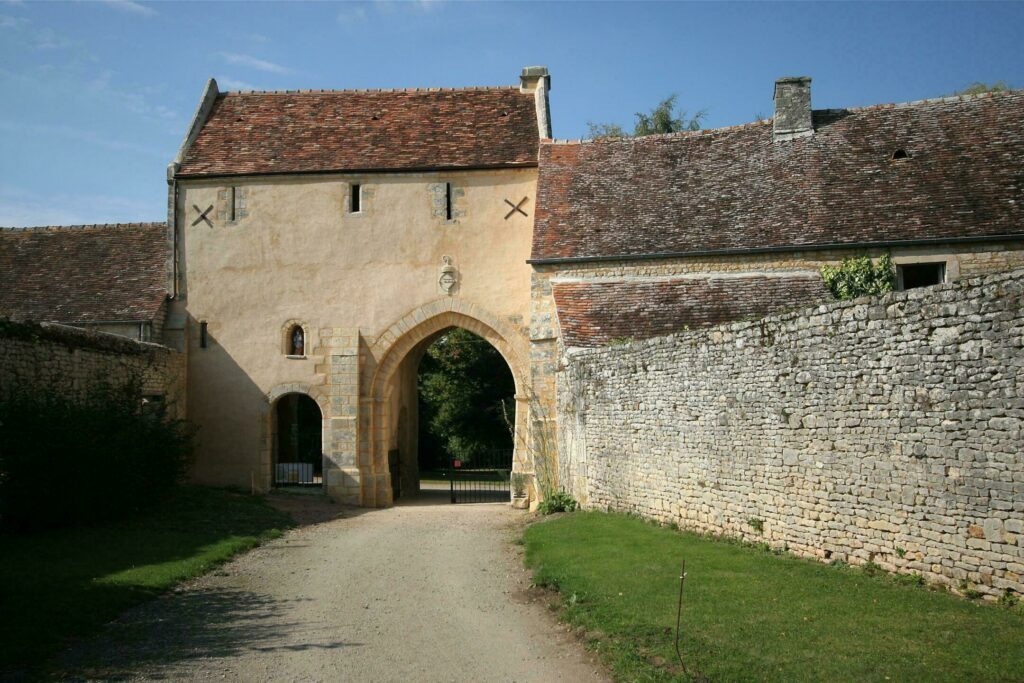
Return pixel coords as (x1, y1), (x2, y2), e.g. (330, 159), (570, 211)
(820, 253), (895, 300)
(0, 381), (193, 532)
(538, 490), (579, 515)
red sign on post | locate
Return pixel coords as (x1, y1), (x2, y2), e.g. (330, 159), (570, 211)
(453, 460), (462, 468)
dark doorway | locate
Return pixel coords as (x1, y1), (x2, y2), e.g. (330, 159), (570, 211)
(274, 394), (323, 487)
(415, 328), (515, 501)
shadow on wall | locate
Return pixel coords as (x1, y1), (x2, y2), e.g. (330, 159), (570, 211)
(185, 314), (280, 492)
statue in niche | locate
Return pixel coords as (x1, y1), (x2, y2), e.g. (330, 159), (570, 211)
(290, 326), (305, 356)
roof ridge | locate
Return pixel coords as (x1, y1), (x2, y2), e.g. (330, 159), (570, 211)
(544, 119), (770, 146)
(828, 87), (1022, 114)
(0, 222), (165, 232)
(221, 85), (523, 95)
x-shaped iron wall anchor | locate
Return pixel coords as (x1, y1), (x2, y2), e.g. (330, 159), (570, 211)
(504, 197), (528, 220)
(192, 204), (214, 228)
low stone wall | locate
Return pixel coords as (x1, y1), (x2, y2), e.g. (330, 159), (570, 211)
(558, 269), (1024, 597)
(0, 319), (185, 416)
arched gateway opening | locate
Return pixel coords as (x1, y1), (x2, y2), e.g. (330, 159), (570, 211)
(363, 304), (531, 508)
(272, 393), (324, 487)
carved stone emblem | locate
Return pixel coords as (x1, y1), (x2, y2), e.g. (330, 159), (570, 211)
(438, 255), (458, 295)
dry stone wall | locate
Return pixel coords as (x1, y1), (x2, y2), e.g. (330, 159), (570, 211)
(0, 320), (185, 415)
(558, 269), (1024, 597)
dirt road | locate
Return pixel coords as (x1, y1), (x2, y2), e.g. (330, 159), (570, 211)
(54, 488), (607, 682)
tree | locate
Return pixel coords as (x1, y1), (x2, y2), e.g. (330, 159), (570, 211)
(417, 328), (514, 468)
(820, 254), (895, 301)
(956, 81), (1011, 96)
(587, 94), (706, 139)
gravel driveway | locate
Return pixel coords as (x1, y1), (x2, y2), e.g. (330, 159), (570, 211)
(53, 488), (607, 682)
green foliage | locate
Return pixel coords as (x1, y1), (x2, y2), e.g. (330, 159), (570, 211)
(537, 490), (578, 515)
(587, 94), (706, 139)
(0, 486), (292, 673)
(820, 253), (896, 300)
(0, 380), (193, 532)
(747, 517), (764, 534)
(956, 81), (1012, 96)
(417, 328), (514, 468)
(523, 512), (1024, 682)
(998, 589), (1021, 610)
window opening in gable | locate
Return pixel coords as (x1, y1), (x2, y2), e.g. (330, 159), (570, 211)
(350, 184), (361, 213)
(445, 182), (453, 221)
(897, 262), (946, 291)
(891, 149), (911, 160)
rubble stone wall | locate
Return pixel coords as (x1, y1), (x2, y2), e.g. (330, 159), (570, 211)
(558, 268), (1024, 597)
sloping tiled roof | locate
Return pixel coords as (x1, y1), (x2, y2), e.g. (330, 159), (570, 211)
(177, 87), (540, 177)
(552, 276), (830, 347)
(0, 224), (168, 324)
(532, 90), (1024, 262)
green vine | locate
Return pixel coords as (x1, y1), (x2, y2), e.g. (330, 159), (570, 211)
(820, 254), (896, 301)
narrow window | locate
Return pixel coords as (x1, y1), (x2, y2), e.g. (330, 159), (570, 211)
(350, 184), (361, 213)
(228, 187), (237, 221)
(444, 182), (453, 221)
(288, 326), (305, 356)
(897, 262), (946, 291)
(199, 321), (208, 348)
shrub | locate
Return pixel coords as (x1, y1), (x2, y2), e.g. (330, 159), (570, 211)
(820, 253), (895, 300)
(0, 380), (193, 532)
(538, 490), (579, 515)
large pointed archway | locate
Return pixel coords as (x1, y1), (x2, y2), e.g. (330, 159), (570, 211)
(360, 300), (532, 507)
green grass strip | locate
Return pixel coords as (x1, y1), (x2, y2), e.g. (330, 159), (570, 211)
(0, 486), (293, 675)
(523, 511), (1024, 682)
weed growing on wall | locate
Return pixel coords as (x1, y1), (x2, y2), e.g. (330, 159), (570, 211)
(0, 379), (193, 532)
(820, 253), (895, 300)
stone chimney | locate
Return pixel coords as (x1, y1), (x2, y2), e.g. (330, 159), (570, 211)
(773, 76), (813, 142)
(520, 66), (552, 139)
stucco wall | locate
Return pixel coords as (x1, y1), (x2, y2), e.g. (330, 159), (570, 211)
(557, 268), (1024, 598)
(0, 320), (185, 416)
(177, 168), (537, 498)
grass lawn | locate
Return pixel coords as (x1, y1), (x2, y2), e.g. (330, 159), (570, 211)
(0, 486), (293, 676)
(524, 512), (1024, 682)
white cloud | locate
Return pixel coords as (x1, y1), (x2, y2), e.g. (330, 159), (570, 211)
(0, 13), (28, 28)
(218, 77), (259, 92)
(337, 5), (368, 24)
(0, 184), (162, 227)
(97, 0), (157, 17)
(0, 118), (168, 157)
(218, 51), (292, 75)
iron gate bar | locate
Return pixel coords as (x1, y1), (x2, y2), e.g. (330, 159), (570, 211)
(448, 449), (513, 504)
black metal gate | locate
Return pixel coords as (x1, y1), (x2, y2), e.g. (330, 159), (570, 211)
(449, 450), (513, 503)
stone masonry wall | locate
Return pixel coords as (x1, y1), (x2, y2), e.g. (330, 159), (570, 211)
(557, 269), (1024, 598)
(0, 320), (185, 416)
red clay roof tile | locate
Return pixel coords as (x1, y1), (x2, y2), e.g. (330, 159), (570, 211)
(177, 88), (540, 177)
(0, 223), (168, 324)
(533, 90), (1024, 262)
(552, 276), (830, 347)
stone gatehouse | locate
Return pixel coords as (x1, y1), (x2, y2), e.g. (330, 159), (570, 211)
(2, 69), (1022, 520)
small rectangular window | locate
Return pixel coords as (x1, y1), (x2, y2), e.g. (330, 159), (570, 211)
(228, 187), (237, 221)
(897, 262), (946, 291)
(199, 321), (208, 348)
(444, 182), (453, 221)
(350, 184), (361, 213)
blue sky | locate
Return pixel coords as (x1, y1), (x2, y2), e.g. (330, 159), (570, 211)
(1, 0), (1021, 226)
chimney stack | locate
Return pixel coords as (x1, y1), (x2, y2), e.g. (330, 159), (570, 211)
(773, 76), (813, 142)
(520, 66), (552, 139)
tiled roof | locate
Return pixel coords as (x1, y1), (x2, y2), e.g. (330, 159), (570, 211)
(177, 87), (540, 177)
(532, 90), (1024, 262)
(552, 276), (829, 347)
(0, 223), (168, 324)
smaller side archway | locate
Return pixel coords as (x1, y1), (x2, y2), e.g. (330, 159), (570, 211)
(265, 385), (329, 489)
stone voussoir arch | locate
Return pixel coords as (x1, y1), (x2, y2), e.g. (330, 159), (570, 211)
(360, 298), (531, 506)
